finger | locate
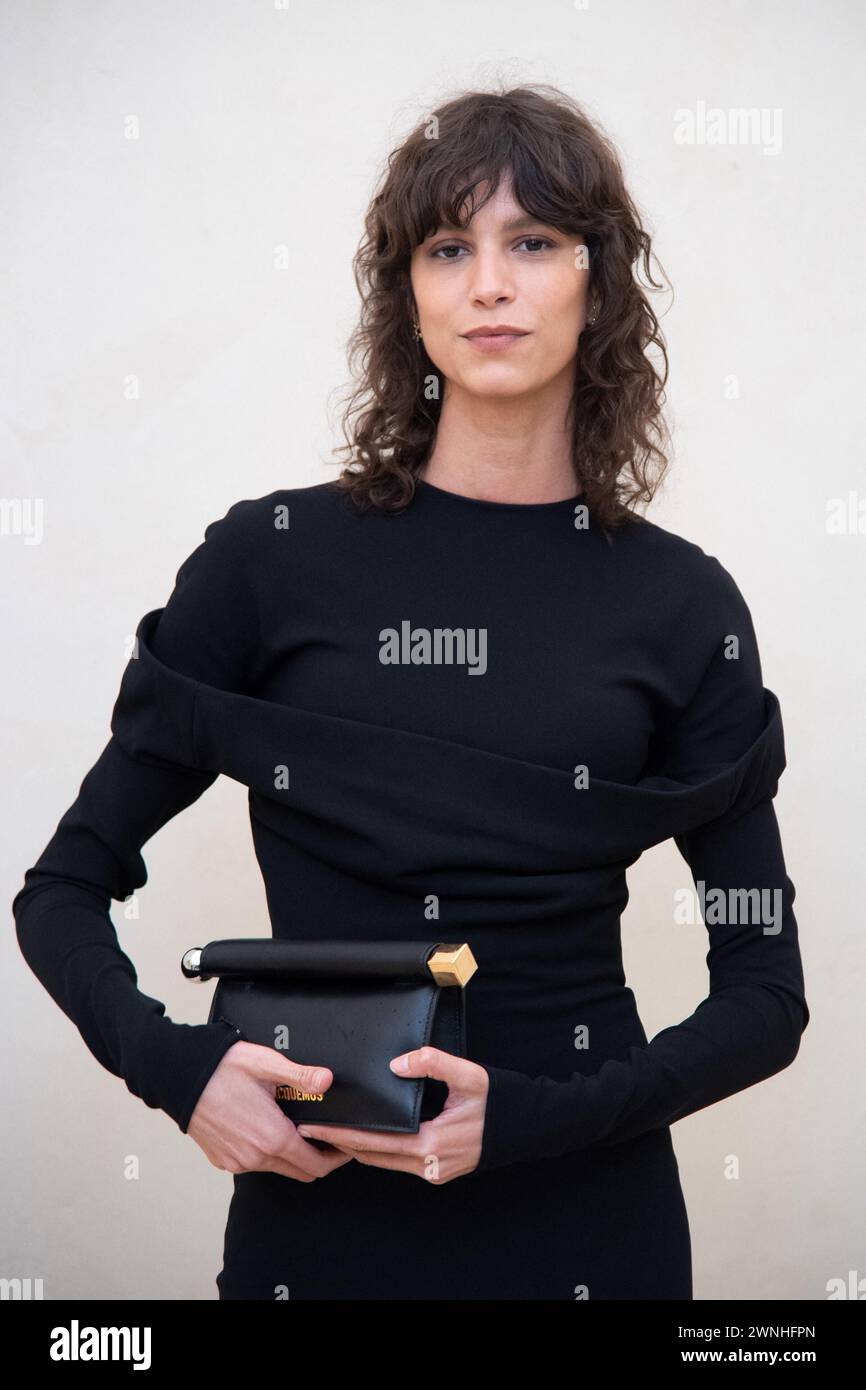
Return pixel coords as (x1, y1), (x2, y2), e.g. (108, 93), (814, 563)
(255, 1156), (331, 1181)
(247, 1045), (334, 1096)
(260, 1143), (354, 1180)
(227, 1150), (315, 1181)
(388, 1045), (482, 1089)
(297, 1123), (423, 1158)
(299, 1136), (357, 1166)
(284, 1133), (356, 1177)
(343, 1149), (423, 1175)
(343, 1147), (452, 1182)
(306, 1147), (356, 1174)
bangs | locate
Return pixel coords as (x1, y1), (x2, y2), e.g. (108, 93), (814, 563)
(402, 119), (591, 252)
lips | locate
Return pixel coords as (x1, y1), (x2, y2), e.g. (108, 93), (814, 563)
(462, 326), (529, 339)
(461, 326), (531, 354)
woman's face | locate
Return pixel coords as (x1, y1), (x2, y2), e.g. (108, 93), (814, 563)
(409, 174), (591, 402)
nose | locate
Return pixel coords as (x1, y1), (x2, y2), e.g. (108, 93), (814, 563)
(467, 244), (516, 307)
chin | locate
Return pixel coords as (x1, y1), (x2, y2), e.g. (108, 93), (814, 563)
(461, 370), (549, 398)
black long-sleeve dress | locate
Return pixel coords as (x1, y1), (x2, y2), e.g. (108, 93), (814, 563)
(12, 479), (809, 1300)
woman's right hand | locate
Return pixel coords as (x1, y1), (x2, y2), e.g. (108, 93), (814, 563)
(186, 1041), (354, 1181)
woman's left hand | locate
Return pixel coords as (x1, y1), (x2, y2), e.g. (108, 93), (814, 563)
(295, 1047), (490, 1184)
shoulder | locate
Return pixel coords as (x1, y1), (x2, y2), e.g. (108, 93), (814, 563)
(229, 481), (348, 526)
(606, 512), (751, 628)
(205, 482), (349, 549)
(185, 482), (347, 574)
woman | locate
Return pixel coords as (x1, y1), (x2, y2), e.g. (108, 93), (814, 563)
(13, 84), (808, 1300)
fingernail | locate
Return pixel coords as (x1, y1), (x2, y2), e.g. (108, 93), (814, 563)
(298, 1127), (312, 1137)
(390, 1054), (409, 1072)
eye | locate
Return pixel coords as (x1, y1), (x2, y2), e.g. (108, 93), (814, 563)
(516, 236), (556, 253)
(430, 243), (468, 261)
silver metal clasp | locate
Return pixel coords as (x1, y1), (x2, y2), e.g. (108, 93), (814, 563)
(181, 947), (208, 980)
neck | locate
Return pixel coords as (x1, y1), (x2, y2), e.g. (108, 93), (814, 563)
(419, 369), (579, 504)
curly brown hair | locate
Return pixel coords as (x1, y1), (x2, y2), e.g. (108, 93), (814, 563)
(330, 82), (672, 530)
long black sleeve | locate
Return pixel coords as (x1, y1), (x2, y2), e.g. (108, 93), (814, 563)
(12, 500), (268, 1132)
(475, 560), (809, 1173)
(13, 483), (810, 1175)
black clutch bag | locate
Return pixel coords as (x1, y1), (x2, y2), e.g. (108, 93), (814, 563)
(181, 938), (478, 1135)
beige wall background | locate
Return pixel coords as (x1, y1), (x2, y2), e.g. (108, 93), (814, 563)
(3, 0), (862, 1300)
